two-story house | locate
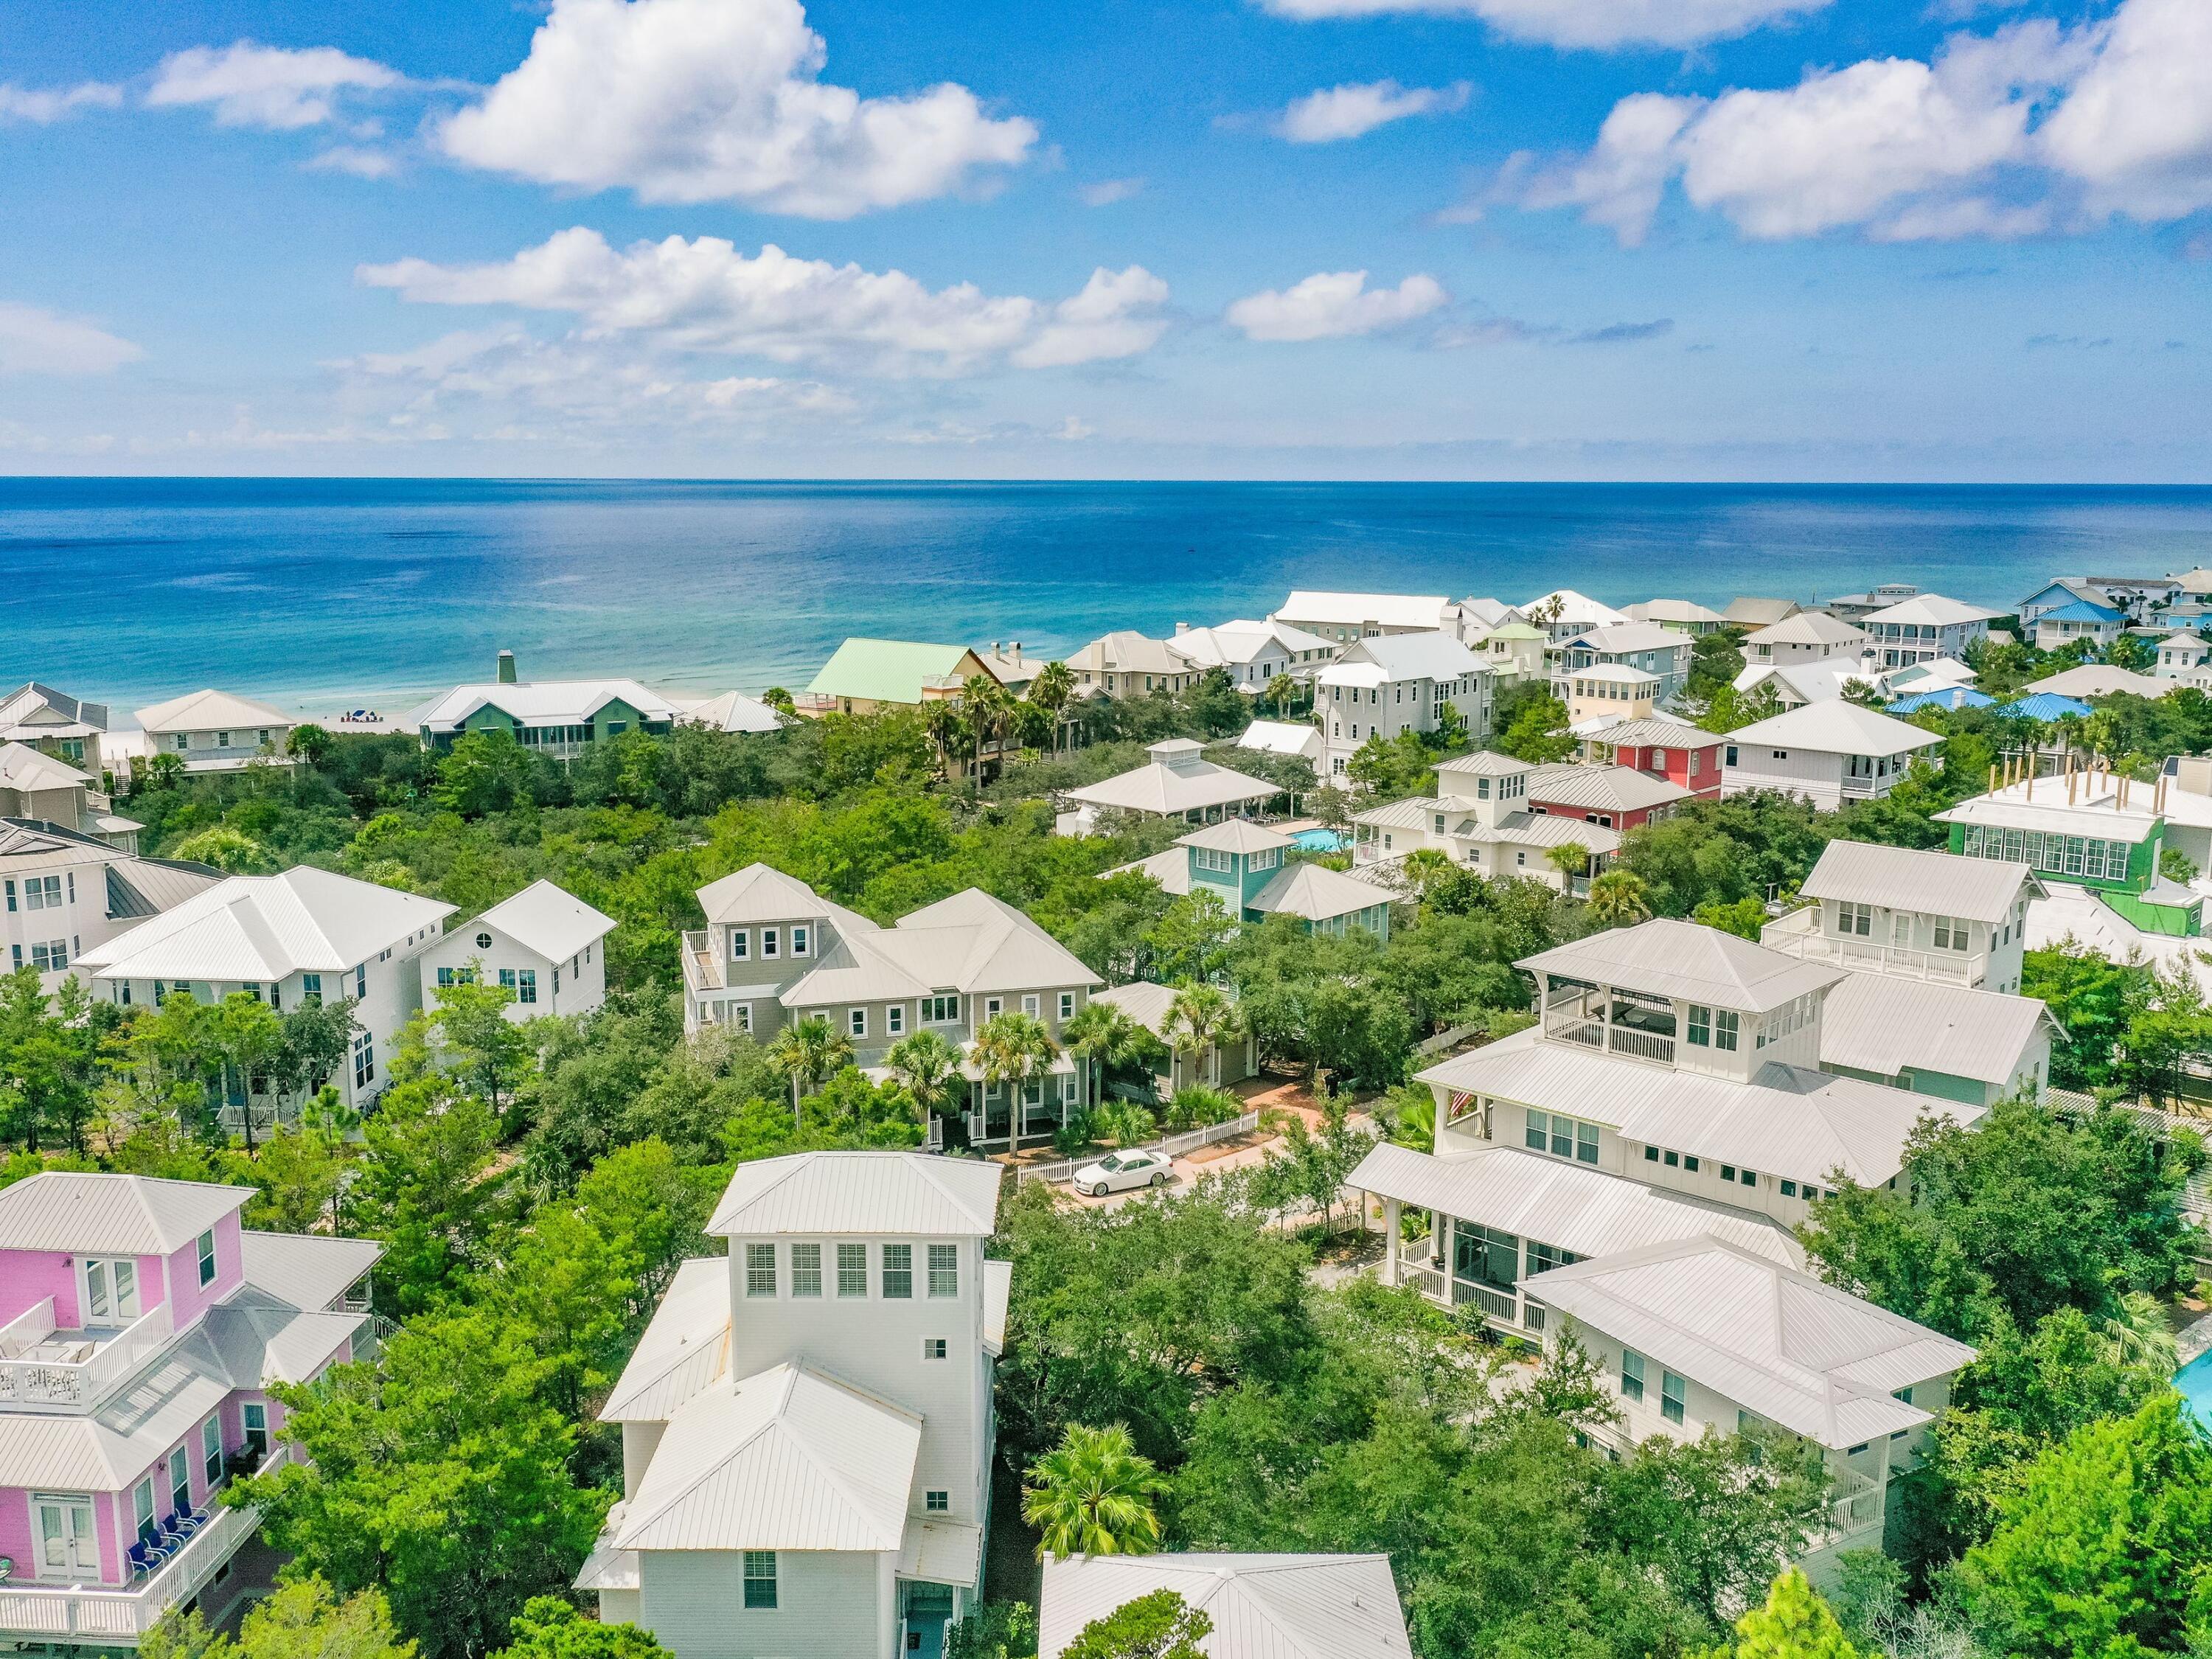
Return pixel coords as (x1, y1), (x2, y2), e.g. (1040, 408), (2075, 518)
(1520, 590), (1628, 643)
(1315, 634), (1492, 782)
(0, 1172), (380, 1646)
(1062, 632), (1197, 700)
(123, 692), (296, 779)
(1162, 619), (1336, 693)
(1576, 717), (1723, 802)
(1349, 919), (1980, 1579)
(1522, 762), (1688, 833)
(1741, 613), (1868, 667)
(1554, 623), (1694, 706)
(681, 866), (1105, 1147)
(1, 820), (222, 994)
(0, 684), (109, 771)
(2157, 633), (2212, 678)
(0, 743), (143, 850)
(76, 866), (455, 1115)
(404, 658), (681, 756)
(1824, 583), (1926, 625)
(1720, 701), (1941, 810)
(577, 1151), (1009, 1659)
(2018, 577), (2177, 631)
(1562, 665), (1659, 727)
(1468, 621), (1549, 685)
(1860, 595), (2001, 669)
(422, 879), (614, 1023)
(1113, 821), (1395, 941)
(1352, 751), (1619, 892)
(2031, 599), (2128, 653)
(1270, 591), (1453, 644)
(1624, 599), (1729, 636)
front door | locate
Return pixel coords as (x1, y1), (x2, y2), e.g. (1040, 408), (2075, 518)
(35, 1495), (98, 1580)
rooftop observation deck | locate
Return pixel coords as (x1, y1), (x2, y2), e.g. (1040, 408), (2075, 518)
(1759, 905), (1988, 987)
(0, 1297), (173, 1414)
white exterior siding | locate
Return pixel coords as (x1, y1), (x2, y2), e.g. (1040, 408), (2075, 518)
(1722, 744), (1854, 810)
(423, 925), (606, 1021)
(639, 1548), (889, 1659)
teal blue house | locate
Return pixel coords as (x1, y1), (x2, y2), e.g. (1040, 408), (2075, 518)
(1122, 819), (1394, 939)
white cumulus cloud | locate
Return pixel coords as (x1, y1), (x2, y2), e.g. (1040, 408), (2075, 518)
(1276, 80), (1470, 144)
(1225, 271), (1448, 342)
(1254, 0), (1829, 51)
(0, 302), (142, 375)
(435, 0), (1037, 218)
(356, 228), (1167, 375)
(1528, 0), (2212, 242)
(147, 41), (403, 130)
(0, 81), (124, 123)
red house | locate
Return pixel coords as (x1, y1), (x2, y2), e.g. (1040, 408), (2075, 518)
(1526, 762), (1692, 833)
(1576, 717), (1725, 803)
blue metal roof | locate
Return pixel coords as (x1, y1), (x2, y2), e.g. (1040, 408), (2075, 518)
(2000, 692), (2096, 722)
(2038, 599), (2127, 624)
(1888, 688), (1994, 714)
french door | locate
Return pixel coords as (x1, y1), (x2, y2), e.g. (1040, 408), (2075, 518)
(35, 1495), (98, 1579)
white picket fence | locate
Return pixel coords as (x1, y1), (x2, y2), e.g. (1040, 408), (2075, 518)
(1014, 1110), (1265, 1186)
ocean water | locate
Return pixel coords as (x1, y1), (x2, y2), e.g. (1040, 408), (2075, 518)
(5, 478), (2212, 717)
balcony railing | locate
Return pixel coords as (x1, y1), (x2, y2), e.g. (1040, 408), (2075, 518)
(1760, 911), (1986, 986)
(0, 1503), (259, 1641)
(1543, 1011), (1674, 1065)
(0, 1298), (173, 1413)
(1828, 1467), (1883, 1537)
(1397, 1261), (1553, 1336)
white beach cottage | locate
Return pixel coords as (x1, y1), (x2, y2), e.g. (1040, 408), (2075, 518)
(422, 879), (614, 1022)
(1720, 702), (1941, 810)
(579, 1151), (1009, 1659)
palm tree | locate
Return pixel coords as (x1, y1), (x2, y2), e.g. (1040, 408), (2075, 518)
(1264, 672), (1298, 717)
(885, 1029), (965, 1127)
(1022, 1424), (1167, 1559)
(1062, 1001), (1161, 1107)
(1587, 869), (1652, 928)
(1545, 840), (1593, 890)
(972, 1012), (1060, 1139)
(962, 675), (1012, 778)
(768, 1015), (853, 1126)
(922, 700), (962, 779)
(1401, 846), (1457, 900)
(1031, 660), (1077, 755)
(1162, 984), (1240, 1092)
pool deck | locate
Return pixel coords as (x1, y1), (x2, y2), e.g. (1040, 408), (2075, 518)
(2180, 1307), (2212, 1367)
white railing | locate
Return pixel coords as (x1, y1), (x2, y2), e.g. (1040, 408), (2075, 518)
(0, 1503), (259, 1641)
(0, 1299), (172, 1413)
(1016, 1110), (1265, 1186)
(0, 1297), (58, 1357)
(1456, 1281), (1519, 1322)
(1760, 915), (1986, 986)
(1828, 1466), (1884, 1537)
(1607, 1026), (1676, 1064)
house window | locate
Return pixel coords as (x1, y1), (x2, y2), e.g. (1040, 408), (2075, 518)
(791, 926), (810, 957)
(923, 1338), (948, 1360)
(791, 1242), (822, 1297)
(887, 1004), (905, 1035)
(302, 973), (321, 1006)
(203, 1416), (223, 1485)
(1527, 1111), (1597, 1163)
(761, 928), (781, 959)
(925, 994), (961, 1024)
(243, 1402), (268, 1458)
(1621, 1349), (1645, 1401)
(882, 1244), (914, 1298)
(1661, 1371), (1687, 1425)
(518, 970), (537, 1004)
(731, 930), (750, 961)
(1739, 1168), (1758, 1187)
(746, 1242), (777, 1298)
(984, 997), (1003, 1019)
(1713, 1010), (1739, 1051)
(476, 932), (494, 951)
(1933, 917), (1969, 952)
(352, 1031), (375, 1090)
(849, 1008), (868, 1038)
(170, 1444), (190, 1514)
(175, 732), (190, 752)
(837, 1243), (867, 1298)
(1781, 1179), (1798, 1197)
(1060, 992), (1075, 1021)
(83, 1257), (140, 1324)
(355, 963), (366, 998)
(743, 1551), (778, 1610)
(1837, 901), (1874, 937)
(925, 1490), (950, 1513)
(1725, 746), (1739, 767)
(498, 969), (516, 992)
(928, 1244), (959, 1298)
(134, 1478), (156, 1543)
(197, 1229), (218, 1287)
(1687, 1006), (1711, 1046)
(215, 731), (231, 749)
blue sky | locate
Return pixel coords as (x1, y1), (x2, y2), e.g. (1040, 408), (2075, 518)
(0, 0), (2207, 480)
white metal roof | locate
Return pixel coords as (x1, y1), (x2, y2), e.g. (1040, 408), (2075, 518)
(199, 1295), (367, 1387)
(1820, 974), (2059, 1089)
(133, 688), (293, 734)
(1249, 861), (1394, 923)
(2019, 664), (2166, 699)
(1068, 630), (1189, 675)
(238, 1231), (383, 1312)
(462, 878), (614, 962)
(902, 1517), (984, 1587)
(1065, 755), (1283, 815)
(1237, 720), (1324, 760)
(1882, 657), (1978, 690)
(1518, 919), (1848, 1014)
(1798, 839), (2038, 924)
(1726, 700), (1941, 758)
(0, 1357), (233, 1489)
(1088, 979), (1183, 1036)
(613, 1362), (919, 1554)
(401, 678), (683, 733)
(1626, 599), (1729, 626)
(1523, 589), (1630, 628)
(785, 888), (1102, 1005)
(1565, 622), (1686, 658)
(709, 1150), (1003, 1237)
(1527, 1236), (1975, 1450)
(1725, 597), (1802, 626)
(1106, 846), (1193, 894)
(602, 1257), (732, 1424)
(1932, 779), (2163, 841)
(1463, 811), (1624, 855)
(1040, 1554), (1412, 1659)
(1436, 750), (1533, 779)
(1524, 762), (1689, 813)
(1417, 1023), (1980, 1186)
(1861, 594), (2002, 628)
(1274, 591), (1452, 630)
(1744, 613), (1868, 648)
(1564, 663), (1658, 685)
(1734, 656), (1879, 705)
(698, 862), (867, 931)
(1323, 632), (1487, 685)
(0, 742), (91, 793)
(1455, 597), (1526, 629)
(74, 866), (454, 981)
(1351, 1142), (1802, 1266)
(1180, 819), (1295, 855)
(1166, 618), (1335, 669)
(675, 690), (787, 734)
(0, 1172), (248, 1253)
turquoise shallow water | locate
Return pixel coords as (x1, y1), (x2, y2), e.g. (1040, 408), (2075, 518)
(2177, 1349), (2212, 1427)
(6, 478), (2212, 712)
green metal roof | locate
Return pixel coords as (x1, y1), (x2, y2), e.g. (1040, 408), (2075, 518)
(807, 638), (986, 703)
(1484, 622), (1549, 640)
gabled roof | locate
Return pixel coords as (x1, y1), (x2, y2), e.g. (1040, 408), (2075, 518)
(1884, 657), (1978, 689)
(1274, 591), (1451, 630)
(2019, 664), (2165, 699)
(1455, 597), (1526, 629)
(673, 690), (787, 734)
(1041, 1554), (1413, 1659)
(1820, 973), (2059, 1090)
(1517, 918), (1846, 1014)
(697, 862), (877, 934)
(1179, 819), (1295, 855)
(1090, 979), (1194, 1038)
(2037, 599), (2127, 625)
(1744, 612), (1867, 649)
(1237, 720), (1324, 760)
(465, 879), (614, 961)
(709, 1150), (1003, 1237)
(1861, 594), (2003, 628)
(808, 639), (993, 703)
(1725, 597), (1802, 626)
(0, 1172), (250, 1253)
(238, 1231), (383, 1312)
(784, 887), (1102, 1004)
(1166, 618), (1335, 669)
(613, 1362), (919, 1554)
(1321, 632), (1486, 685)
(601, 1257), (731, 1425)
(1068, 630), (1187, 676)
(403, 679), (682, 733)
(1799, 839), (2037, 925)
(1565, 622), (1687, 658)
(1351, 1142), (1801, 1266)
(1726, 700), (1941, 759)
(0, 742), (91, 793)
(75, 866), (455, 981)
(1249, 860), (1394, 923)
(133, 689), (292, 733)
(1527, 1236), (1975, 1450)
(1436, 750), (1533, 778)
(0, 682), (108, 737)
(1582, 716), (1715, 749)
(1524, 763), (1689, 813)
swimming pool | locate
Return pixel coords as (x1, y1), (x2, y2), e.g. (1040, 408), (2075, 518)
(1290, 828), (1346, 853)
(2177, 1349), (2212, 1427)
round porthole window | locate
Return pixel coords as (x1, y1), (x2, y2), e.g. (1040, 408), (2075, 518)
(475, 933), (493, 950)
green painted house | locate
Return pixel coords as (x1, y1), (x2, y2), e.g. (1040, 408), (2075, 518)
(1935, 782), (2204, 937)
(403, 656), (681, 755)
(804, 639), (996, 714)
(1126, 819), (1395, 939)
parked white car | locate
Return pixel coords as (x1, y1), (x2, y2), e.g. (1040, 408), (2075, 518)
(1072, 1148), (1174, 1196)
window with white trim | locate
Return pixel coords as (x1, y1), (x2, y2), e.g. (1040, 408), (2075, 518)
(791, 925), (810, 957)
(928, 1243), (959, 1298)
(81, 1257), (140, 1324)
(837, 1242), (867, 1297)
(729, 928), (750, 961)
(761, 928), (780, 959)
(790, 1243), (822, 1297)
(887, 1004), (905, 1035)
(848, 1007), (868, 1038)
(742, 1551), (777, 1609)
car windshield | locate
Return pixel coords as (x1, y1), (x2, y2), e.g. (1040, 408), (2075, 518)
(1096, 1155), (1122, 1172)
